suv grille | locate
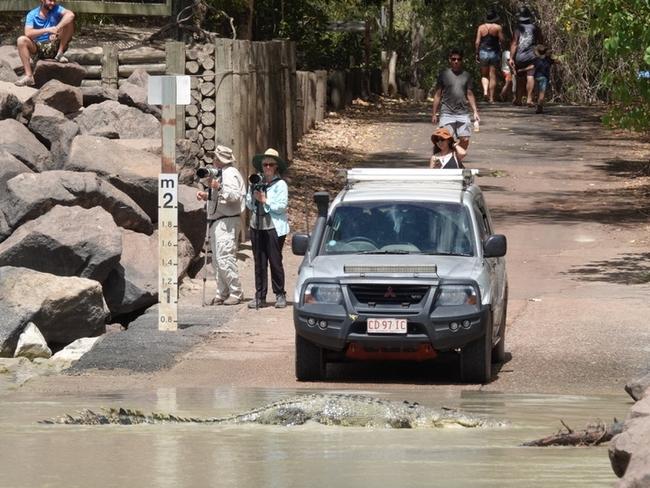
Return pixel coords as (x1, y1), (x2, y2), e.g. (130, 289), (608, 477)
(349, 284), (430, 305)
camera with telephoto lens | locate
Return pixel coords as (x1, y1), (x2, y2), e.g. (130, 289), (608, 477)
(249, 173), (268, 193)
(196, 167), (222, 179)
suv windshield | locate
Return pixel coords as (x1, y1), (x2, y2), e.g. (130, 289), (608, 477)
(321, 201), (475, 256)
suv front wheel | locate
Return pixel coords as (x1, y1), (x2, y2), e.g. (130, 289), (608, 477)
(460, 316), (493, 384)
(295, 334), (326, 381)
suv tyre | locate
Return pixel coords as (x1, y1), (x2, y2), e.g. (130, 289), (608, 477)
(295, 334), (325, 381)
(491, 293), (507, 364)
(461, 315), (492, 384)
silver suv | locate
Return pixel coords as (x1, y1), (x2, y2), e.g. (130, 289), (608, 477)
(291, 169), (508, 383)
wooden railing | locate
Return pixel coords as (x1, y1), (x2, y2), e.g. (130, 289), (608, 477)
(0, 0), (171, 16)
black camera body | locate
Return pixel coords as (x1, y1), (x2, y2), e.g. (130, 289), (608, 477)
(249, 173), (268, 193)
(196, 167), (222, 179)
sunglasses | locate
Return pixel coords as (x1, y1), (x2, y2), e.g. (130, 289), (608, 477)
(450, 57), (462, 62)
(262, 162), (277, 167)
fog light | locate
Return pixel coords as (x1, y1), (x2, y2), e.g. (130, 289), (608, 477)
(462, 320), (471, 329)
(318, 320), (328, 329)
(307, 317), (316, 327)
(449, 322), (459, 332)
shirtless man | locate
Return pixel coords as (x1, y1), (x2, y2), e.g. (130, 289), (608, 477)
(15, 0), (75, 87)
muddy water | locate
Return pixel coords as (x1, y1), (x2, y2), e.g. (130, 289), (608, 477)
(0, 388), (628, 488)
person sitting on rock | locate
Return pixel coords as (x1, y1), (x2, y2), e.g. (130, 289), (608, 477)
(15, 0), (75, 87)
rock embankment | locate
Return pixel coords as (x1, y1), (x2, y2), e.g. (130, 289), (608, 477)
(0, 53), (206, 364)
(609, 373), (650, 487)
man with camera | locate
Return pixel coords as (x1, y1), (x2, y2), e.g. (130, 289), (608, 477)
(196, 145), (246, 305)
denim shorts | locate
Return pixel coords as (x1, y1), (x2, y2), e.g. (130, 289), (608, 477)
(535, 76), (549, 93)
(478, 49), (500, 67)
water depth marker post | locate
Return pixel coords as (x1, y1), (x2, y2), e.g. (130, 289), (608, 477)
(148, 75), (191, 331)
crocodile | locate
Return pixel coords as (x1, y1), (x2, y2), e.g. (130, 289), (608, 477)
(40, 393), (506, 428)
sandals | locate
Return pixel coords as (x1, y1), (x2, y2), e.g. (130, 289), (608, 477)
(54, 52), (69, 63)
(14, 75), (35, 87)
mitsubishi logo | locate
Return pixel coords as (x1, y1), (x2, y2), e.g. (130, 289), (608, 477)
(384, 286), (397, 298)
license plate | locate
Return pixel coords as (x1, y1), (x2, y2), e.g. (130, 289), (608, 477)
(367, 318), (407, 334)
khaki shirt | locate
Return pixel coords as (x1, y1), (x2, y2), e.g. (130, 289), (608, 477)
(207, 165), (245, 219)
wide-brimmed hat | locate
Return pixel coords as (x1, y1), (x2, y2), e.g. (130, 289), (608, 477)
(431, 127), (454, 143)
(214, 144), (236, 164)
(252, 148), (287, 173)
(534, 44), (547, 57)
(518, 6), (532, 22)
(486, 9), (499, 22)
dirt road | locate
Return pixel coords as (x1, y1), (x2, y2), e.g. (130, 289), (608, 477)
(17, 101), (650, 396)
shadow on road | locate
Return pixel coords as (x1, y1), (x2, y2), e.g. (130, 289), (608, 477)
(564, 252), (650, 284)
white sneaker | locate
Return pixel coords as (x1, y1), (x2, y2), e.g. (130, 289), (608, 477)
(15, 75), (35, 87)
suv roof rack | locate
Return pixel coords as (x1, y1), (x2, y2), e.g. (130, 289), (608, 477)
(345, 168), (479, 190)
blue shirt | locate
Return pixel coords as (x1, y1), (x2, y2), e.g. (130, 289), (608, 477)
(246, 178), (290, 237)
(534, 57), (553, 79)
(25, 4), (65, 43)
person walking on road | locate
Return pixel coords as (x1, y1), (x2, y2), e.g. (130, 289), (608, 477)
(246, 148), (290, 310)
(532, 44), (555, 114)
(499, 49), (514, 102)
(15, 0), (75, 86)
(509, 5), (543, 106)
(429, 127), (467, 169)
(196, 145), (246, 306)
(475, 7), (504, 103)
(431, 48), (480, 151)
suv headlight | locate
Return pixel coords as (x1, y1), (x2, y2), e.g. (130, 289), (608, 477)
(434, 285), (478, 306)
(303, 283), (343, 305)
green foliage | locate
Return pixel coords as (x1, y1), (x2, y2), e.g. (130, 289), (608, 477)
(559, 0), (650, 130)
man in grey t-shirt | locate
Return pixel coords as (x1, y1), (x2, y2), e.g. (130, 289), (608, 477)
(431, 48), (480, 150)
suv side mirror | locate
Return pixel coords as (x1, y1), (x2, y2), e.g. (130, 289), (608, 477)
(483, 234), (507, 258)
(292, 234), (310, 255)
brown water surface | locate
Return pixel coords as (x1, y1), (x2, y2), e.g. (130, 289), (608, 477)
(0, 388), (628, 487)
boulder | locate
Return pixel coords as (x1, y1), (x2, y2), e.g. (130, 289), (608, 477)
(625, 372), (650, 401)
(629, 395), (650, 420)
(81, 84), (118, 106)
(0, 46), (22, 74)
(0, 118), (52, 171)
(178, 184), (208, 254)
(14, 322), (52, 360)
(0, 266), (108, 355)
(118, 68), (161, 118)
(32, 79), (83, 114)
(0, 59), (18, 82)
(3, 170), (153, 235)
(0, 80), (38, 103)
(112, 138), (200, 185)
(0, 81), (36, 123)
(27, 103), (79, 167)
(66, 135), (160, 220)
(0, 89), (22, 119)
(176, 138), (201, 184)
(0, 205), (122, 283)
(609, 417), (650, 485)
(33, 59), (86, 88)
(103, 229), (195, 317)
(73, 100), (160, 139)
(50, 336), (101, 363)
(0, 149), (32, 191)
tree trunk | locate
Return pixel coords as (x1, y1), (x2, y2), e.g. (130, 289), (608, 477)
(387, 50), (398, 97)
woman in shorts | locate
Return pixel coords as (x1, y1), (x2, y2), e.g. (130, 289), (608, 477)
(475, 8), (504, 103)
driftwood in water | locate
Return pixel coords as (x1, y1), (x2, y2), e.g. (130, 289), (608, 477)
(523, 419), (624, 447)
